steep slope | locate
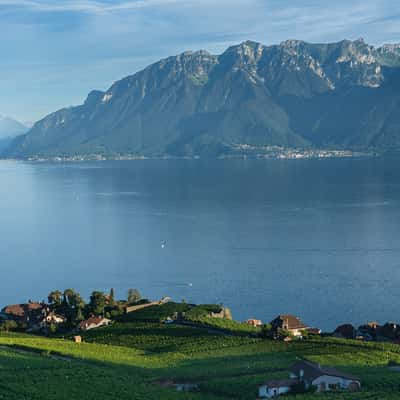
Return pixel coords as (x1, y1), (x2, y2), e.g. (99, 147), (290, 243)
(6, 39), (400, 158)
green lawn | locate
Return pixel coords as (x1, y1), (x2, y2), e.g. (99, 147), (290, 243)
(1, 326), (400, 399)
(0, 304), (399, 399)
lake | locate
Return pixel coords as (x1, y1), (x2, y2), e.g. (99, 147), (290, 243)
(1, 157), (400, 330)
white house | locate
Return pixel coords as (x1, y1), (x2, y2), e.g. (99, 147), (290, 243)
(290, 360), (361, 392)
(258, 379), (298, 398)
(258, 360), (360, 398)
(41, 312), (66, 327)
(78, 317), (112, 331)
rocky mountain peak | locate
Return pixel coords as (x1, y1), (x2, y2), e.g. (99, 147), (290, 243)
(279, 39), (306, 52)
(223, 41), (265, 63)
(6, 38), (400, 159)
(376, 43), (400, 67)
(381, 43), (400, 51)
(85, 90), (106, 106)
(336, 38), (377, 64)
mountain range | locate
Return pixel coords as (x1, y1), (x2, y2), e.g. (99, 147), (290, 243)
(0, 116), (28, 153)
(5, 38), (400, 158)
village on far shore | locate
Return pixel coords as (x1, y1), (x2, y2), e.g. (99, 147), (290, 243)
(1, 288), (399, 398)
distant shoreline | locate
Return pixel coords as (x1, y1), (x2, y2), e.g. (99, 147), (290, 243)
(1, 149), (379, 163)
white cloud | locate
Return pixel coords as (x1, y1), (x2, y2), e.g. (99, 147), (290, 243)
(0, 0), (213, 14)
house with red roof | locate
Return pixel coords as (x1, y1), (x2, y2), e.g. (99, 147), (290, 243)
(270, 314), (309, 337)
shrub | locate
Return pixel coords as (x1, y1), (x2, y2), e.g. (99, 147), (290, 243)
(0, 320), (18, 332)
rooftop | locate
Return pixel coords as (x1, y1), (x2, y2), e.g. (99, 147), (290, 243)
(272, 314), (308, 330)
(291, 360), (360, 382)
(2, 303), (43, 317)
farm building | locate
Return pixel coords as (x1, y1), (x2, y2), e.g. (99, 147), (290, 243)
(259, 360), (360, 397)
(245, 319), (262, 327)
(290, 360), (361, 392)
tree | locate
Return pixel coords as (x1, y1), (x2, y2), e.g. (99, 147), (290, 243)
(76, 307), (85, 321)
(48, 290), (62, 306)
(109, 288), (116, 306)
(63, 288), (76, 307)
(72, 293), (85, 310)
(48, 323), (58, 335)
(89, 291), (107, 315)
(277, 328), (293, 340)
(260, 323), (273, 339)
(127, 288), (141, 304)
(61, 288), (86, 324)
(0, 320), (18, 332)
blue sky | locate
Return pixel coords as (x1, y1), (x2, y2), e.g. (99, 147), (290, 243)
(1, 0), (399, 123)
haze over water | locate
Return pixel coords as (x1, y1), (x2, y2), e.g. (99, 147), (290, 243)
(1, 157), (399, 330)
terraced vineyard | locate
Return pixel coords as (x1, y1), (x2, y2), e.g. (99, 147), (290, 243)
(0, 304), (400, 399)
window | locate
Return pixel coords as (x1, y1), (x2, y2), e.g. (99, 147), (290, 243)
(328, 384), (339, 390)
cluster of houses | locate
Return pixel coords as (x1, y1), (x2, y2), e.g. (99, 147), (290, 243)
(334, 321), (400, 342)
(0, 296), (173, 335)
(245, 313), (400, 345)
(0, 302), (67, 333)
(258, 360), (361, 398)
(245, 314), (321, 339)
(0, 301), (111, 334)
(2, 298), (399, 347)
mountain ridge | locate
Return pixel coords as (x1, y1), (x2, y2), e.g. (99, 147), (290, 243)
(0, 115), (28, 139)
(0, 115), (28, 153)
(5, 38), (400, 158)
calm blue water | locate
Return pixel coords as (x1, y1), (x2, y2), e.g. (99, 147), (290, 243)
(1, 158), (400, 330)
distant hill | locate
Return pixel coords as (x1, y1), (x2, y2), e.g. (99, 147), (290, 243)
(6, 38), (400, 159)
(0, 116), (28, 154)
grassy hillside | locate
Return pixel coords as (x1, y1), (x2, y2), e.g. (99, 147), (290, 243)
(1, 310), (400, 400)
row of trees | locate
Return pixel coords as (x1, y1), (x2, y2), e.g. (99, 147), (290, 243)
(47, 288), (142, 325)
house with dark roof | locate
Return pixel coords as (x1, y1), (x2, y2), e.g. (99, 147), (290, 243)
(258, 360), (360, 397)
(270, 314), (309, 337)
(290, 360), (361, 392)
(2, 302), (45, 325)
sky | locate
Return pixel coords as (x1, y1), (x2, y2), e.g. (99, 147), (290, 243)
(1, 0), (399, 123)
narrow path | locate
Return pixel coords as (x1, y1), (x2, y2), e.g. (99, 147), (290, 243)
(0, 344), (73, 362)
